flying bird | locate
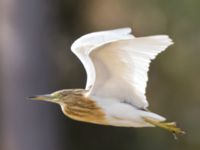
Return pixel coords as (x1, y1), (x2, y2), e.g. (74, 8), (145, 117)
(31, 28), (184, 136)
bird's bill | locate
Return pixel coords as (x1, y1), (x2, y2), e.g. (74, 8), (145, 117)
(29, 94), (54, 101)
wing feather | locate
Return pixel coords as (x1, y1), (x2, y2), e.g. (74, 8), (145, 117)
(71, 28), (134, 89)
(71, 28), (133, 51)
(89, 35), (173, 108)
(71, 28), (173, 109)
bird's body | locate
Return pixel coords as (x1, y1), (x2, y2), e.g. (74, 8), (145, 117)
(31, 28), (184, 136)
(50, 88), (164, 127)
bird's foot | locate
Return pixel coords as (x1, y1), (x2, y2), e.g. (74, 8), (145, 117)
(143, 117), (185, 139)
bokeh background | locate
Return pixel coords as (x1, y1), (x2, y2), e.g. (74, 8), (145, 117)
(1, 0), (200, 150)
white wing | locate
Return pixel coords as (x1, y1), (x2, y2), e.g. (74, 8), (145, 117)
(71, 28), (134, 51)
(71, 28), (134, 89)
(89, 36), (173, 108)
(71, 28), (173, 109)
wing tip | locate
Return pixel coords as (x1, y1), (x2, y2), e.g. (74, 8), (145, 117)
(148, 35), (174, 46)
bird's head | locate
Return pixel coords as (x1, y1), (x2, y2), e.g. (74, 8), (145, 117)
(29, 89), (86, 104)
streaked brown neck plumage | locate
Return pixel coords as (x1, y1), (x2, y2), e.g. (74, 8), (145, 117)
(58, 89), (107, 125)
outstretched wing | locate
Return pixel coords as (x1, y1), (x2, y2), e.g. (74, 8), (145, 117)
(71, 28), (134, 89)
(71, 28), (173, 109)
(89, 35), (173, 109)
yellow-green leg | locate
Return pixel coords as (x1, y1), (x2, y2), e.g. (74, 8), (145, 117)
(143, 117), (185, 139)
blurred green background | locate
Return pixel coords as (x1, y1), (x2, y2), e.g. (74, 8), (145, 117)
(1, 0), (200, 150)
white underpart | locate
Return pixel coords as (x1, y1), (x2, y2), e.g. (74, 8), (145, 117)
(92, 96), (166, 127)
(71, 28), (173, 127)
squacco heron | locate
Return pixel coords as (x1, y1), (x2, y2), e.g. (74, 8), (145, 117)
(30, 28), (184, 137)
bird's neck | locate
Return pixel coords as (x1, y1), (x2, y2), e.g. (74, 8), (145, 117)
(60, 95), (107, 125)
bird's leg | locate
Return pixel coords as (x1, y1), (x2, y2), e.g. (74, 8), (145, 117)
(143, 117), (185, 139)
